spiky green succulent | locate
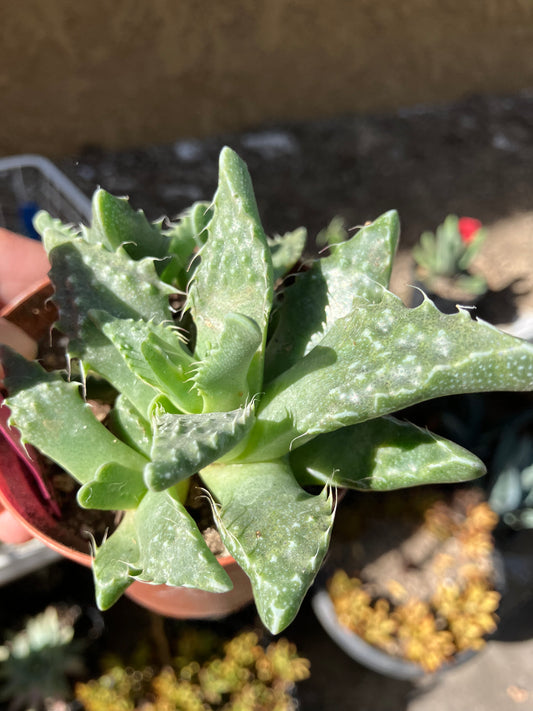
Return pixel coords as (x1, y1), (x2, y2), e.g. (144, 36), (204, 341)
(3, 148), (533, 634)
(413, 214), (487, 296)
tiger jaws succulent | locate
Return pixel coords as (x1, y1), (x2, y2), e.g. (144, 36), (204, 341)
(3, 147), (533, 634)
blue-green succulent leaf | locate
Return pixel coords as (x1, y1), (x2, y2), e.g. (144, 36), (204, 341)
(107, 393), (153, 458)
(42, 229), (173, 354)
(140, 338), (202, 413)
(78, 461), (147, 510)
(133, 490), (232, 592)
(145, 405), (254, 491)
(2, 349), (147, 485)
(79, 324), (157, 418)
(33, 210), (79, 240)
(265, 211), (399, 380)
(289, 415), (486, 490)
(90, 189), (170, 260)
(245, 289), (533, 461)
(201, 460), (334, 634)
(193, 313), (262, 412)
(268, 227), (307, 282)
(161, 201), (212, 288)
(93, 511), (141, 610)
(186, 147), (273, 394)
(91, 311), (201, 414)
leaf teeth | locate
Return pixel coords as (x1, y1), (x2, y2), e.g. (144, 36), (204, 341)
(250, 283), (533, 461)
(146, 406), (254, 491)
(193, 313), (263, 411)
(186, 148), (273, 368)
(131, 491), (232, 592)
(201, 460), (334, 634)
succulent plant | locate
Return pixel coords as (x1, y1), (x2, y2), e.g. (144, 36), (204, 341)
(327, 496), (500, 672)
(0, 606), (85, 709)
(76, 630), (309, 711)
(487, 411), (533, 529)
(3, 148), (533, 634)
(412, 214), (487, 297)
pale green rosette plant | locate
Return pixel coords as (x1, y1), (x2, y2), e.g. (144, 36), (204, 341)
(3, 147), (533, 634)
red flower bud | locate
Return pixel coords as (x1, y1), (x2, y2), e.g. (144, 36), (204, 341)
(458, 217), (482, 244)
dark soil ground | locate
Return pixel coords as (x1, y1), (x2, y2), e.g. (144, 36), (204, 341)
(58, 89), (533, 324)
(3, 89), (533, 710)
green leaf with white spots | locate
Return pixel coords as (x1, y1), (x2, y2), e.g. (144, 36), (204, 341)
(161, 201), (212, 288)
(107, 394), (153, 457)
(33, 210), (79, 240)
(193, 313), (262, 411)
(90, 189), (170, 260)
(78, 461), (147, 510)
(268, 227), (307, 282)
(39, 230), (171, 415)
(42, 229), (173, 355)
(2, 349), (147, 485)
(243, 289), (533, 461)
(93, 512), (141, 610)
(186, 148), (273, 387)
(289, 416), (486, 490)
(78, 324), (157, 419)
(201, 460), (334, 634)
(141, 337), (203, 413)
(145, 405), (254, 491)
(133, 490), (232, 592)
(265, 211), (399, 381)
(91, 311), (202, 414)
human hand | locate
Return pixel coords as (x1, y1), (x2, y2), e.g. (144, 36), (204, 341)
(0, 228), (50, 358)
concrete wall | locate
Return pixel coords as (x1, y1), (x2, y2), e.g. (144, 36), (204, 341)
(2, 0), (533, 157)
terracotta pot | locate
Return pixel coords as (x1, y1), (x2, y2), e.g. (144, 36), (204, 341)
(0, 280), (253, 619)
(0, 501), (34, 544)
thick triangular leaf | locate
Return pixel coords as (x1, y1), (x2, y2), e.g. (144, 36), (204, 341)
(244, 289), (533, 461)
(268, 227), (307, 282)
(77, 323), (157, 418)
(33, 210), (79, 240)
(91, 311), (201, 414)
(265, 211), (399, 380)
(42, 229), (173, 355)
(193, 313), (262, 411)
(107, 393), (153, 457)
(91, 189), (170, 260)
(289, 416), (486, 490)
(140, 338), (202, 413)
(2, 349), (147, 485)
(93, 512), (141, 610)
(161, 201), (212, 288)
(145, 405), (253, 491)
(133, 490), (232, 592)
(265, 269), (327, 382)
(78, 461), (147, 509)
(186, 147), (273, 392)
(201, 460), (334, 634)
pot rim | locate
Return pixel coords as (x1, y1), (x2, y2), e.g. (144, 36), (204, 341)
(0, 277), (53, 320)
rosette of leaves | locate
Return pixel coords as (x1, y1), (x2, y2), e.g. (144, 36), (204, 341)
(0, 607), (85, 709)
(75, 631), (309, 711)
(3, 148), (533, 634)
(412, 214), (487, 297)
